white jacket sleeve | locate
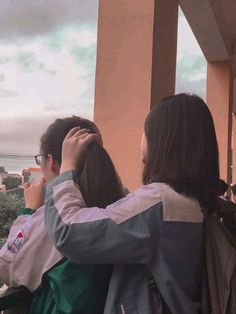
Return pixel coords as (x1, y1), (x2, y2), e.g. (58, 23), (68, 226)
(0, 207), (62, 291)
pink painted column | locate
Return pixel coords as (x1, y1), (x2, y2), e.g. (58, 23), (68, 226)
(94, 0), (178, 190)
(231, 78), (236, 185)
(207, 61), (233, 183)
(232, 115), (236, 185)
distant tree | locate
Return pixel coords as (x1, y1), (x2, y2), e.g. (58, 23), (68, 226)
(0, 166), (7, 173)
(7, 188), (24, 199)
(3, 177), (22, 190)
(0, 192), (24, 241)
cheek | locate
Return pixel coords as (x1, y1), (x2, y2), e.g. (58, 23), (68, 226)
(40, 162), (50, 181)
(40, 165), (47, 179)
(141, 134), (148, 164)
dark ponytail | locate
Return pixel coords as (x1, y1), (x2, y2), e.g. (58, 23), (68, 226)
(40, 116), (124, 207)
(78, 142), (123, 207)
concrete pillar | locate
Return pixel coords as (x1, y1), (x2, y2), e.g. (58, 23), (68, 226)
(207, 61), (233, 184)
(231, 78), (236, 185)
(94, 0), (178, 190)
(232, 115), (236, 185)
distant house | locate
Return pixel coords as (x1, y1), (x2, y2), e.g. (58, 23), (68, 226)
(22, 168), (42, 184)
(0, 173), (22, 191)
(0, 175), (6, 192)
(0, 173), (22, 180)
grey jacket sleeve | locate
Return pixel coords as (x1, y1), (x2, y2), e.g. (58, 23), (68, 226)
(45, 171), (162, 264)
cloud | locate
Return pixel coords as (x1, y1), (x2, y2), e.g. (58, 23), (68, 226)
(176, 56), (206, 80)
(176, 77), (206, 100)
(0, 24), (97, 95)
(0, 0), (99, 40)
(0, 1), (95, 165)
(176, 56), (207, 99)
(176, 8), (207, 100)
(0, 88), (18, 97)
(0, 111), (93, 155)
(0, 117), (50, 154)
(0, 31), (97, 105)
(15, 51), (56, 74)
(71, 45), (96, 66)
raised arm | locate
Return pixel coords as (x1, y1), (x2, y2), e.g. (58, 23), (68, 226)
(45, 170), (162, 264)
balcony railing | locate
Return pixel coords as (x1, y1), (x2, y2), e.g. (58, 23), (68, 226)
(0, 286), (33, 314)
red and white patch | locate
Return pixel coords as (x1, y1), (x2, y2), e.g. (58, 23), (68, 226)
(7, 230), (25, 253)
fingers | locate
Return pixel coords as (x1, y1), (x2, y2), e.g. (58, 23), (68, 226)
(64, 128), (97, 144)
(77, 126), (103, 147)
(72, 129), (91, 138)
(67, 128), (92, 140)
(24, 177), (46, 189)
(81, 133), (98, 146)
(64, 126), (81, 140)
(80, 118), (100, 135)
(24, 183), (30, 190)
(73, 131), (97, 144)
(67, 132), (97, 147)
(78, 132), (92, 140)
(65, 126), (102, 148)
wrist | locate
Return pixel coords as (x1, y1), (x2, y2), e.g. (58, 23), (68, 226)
(60, 164), (77, 174)
(18, 207), (35, 216)
(25, 204), (38, 210)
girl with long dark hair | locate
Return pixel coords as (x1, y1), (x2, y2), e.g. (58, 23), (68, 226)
(0, 116), (124, 314)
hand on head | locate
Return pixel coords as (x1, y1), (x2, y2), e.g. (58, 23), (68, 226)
(24, 177), (46, 209)
(79, 118), (103, 147)
(60, 127), (98, 174)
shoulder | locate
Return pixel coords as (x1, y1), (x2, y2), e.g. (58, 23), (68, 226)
(104, 183), (163, 224)
(155, 183), (203, 223)
(105, 183), (202, 224)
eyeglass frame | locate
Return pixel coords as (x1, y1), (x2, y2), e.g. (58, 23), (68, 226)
(34, 154), (49, 166)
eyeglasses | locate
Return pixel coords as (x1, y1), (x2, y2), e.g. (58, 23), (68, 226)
(34, 154), (48, 166)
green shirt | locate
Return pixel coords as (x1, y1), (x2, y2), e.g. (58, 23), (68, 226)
(29, 260), (112, 314)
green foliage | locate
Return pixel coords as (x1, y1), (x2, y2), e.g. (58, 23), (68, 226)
(0, 166), (7, 173)
(0, 193), (24, 286)
(0, 192), (24, 240)
(0, 237), (5, 248)
(3, 176), (22, 190)
(7, 188), (24, 199)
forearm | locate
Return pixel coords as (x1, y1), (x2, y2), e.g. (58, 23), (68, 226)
(45, 171), (156, 264)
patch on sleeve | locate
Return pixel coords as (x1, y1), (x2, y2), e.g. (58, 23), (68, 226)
(7, 230), (25, 253)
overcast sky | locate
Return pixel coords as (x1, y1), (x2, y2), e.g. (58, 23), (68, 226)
(0, 3), (206, 155)
(176, 9), (207, 99)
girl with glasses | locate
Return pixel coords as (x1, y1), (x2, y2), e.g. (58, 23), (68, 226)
(0, 116), (124, 314)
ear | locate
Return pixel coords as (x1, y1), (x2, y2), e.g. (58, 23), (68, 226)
(48, 154), (60, 175)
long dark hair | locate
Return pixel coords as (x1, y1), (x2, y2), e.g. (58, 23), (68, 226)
(143, 93), (219, 205)
(40, 116), (124, 207)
